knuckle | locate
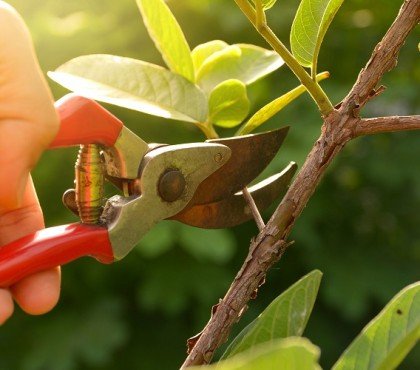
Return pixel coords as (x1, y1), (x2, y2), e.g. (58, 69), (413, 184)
(0, 203), (42, 244)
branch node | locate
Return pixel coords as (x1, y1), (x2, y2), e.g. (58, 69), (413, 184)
(352, 104), (361, 118)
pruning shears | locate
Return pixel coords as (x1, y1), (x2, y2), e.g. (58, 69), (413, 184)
(0, 94), (297, 288)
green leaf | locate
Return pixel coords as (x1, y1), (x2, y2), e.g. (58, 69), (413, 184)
(191, 338), (321, 370)
(252, 0), (278, 11)
(179, 226), (236, 264)
(208, 79), (250, 128)
(136, 0), (194, 82)
(222, 270), (322, 359)
(290, 0), (344, 72)
(332, 282), (420, 370)
(237, 71), (330, 135)
(196, 44), (284, 92)
(191, 40), (228, 74)
(49, 54), (208, 123)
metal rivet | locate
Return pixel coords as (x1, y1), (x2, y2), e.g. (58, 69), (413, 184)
(158, 169), (186, 202)
(214, 152), (223, 163)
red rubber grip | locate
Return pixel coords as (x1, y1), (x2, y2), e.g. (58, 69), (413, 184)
(50, 94), (123, 148)
(0, 223), (114, 288)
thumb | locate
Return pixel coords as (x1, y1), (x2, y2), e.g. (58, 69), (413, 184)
(0, 3), (58, 211)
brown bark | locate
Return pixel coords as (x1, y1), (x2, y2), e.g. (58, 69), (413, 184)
(355, 115), (420, 136)
(181, 0), (420, 367)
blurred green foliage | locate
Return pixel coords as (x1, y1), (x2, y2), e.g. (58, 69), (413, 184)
(0, 0), (419, 369)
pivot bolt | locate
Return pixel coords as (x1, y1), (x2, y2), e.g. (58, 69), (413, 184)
(158, 169), (186, 202)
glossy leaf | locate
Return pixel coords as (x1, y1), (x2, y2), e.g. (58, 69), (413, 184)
(136, 0), (194, 81)
(222, 270), (322, 359)
(191, 338), (321, 370)
(49, 54), (208, 123)
(291, 0), (344, 71)
(237, 71), (330, 135)
(191, 40), (228, 74)
(252, 0), (278, 11)
(208, 79), (250, 128)
(332, 282), (420, 370)
(196, 44), (284, 92)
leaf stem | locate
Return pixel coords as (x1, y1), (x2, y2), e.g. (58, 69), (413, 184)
(196, 122), (219, 139)
(255, 0), (267, 30)
(311, 63), (318, 81)
(234, 0), (334, 116)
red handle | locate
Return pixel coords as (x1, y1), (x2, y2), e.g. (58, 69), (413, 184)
(0, 223), (114, 288)
(50, 94), (124, 148)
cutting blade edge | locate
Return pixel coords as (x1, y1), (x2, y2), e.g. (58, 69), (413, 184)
(188, 127), (290, 206)
(171, 161), (297, 228)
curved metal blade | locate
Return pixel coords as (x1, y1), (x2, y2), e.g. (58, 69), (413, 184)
(171, 162), (297, 228)
(188, 127), (290, 205)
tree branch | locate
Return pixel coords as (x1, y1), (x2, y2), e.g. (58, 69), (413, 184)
(181, 1), (420, 367)
(355, 115), (420, 137)
(341, 0), (420, 114)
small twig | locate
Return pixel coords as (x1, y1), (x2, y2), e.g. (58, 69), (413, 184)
(242, 187), (265, 231)
(354, 115), (420, 137)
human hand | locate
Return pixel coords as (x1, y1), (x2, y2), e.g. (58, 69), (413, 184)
(0, 2), (60, 324)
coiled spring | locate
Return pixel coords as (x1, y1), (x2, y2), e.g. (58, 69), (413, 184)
(75, 144), (104, 224)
